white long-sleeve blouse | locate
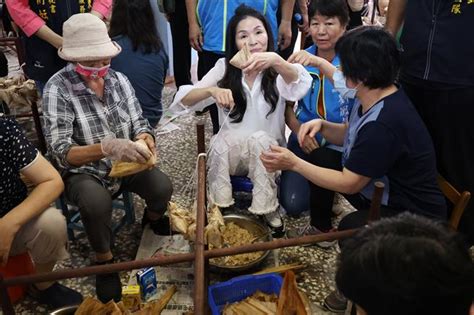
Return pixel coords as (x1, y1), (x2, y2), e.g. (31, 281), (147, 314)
(170, 58), (312, 145)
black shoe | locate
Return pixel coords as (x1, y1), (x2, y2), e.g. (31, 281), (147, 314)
(31, 282), (83, 309)
(323, 289), (348, 313)
(95, 259), (122, 303)
(142, 208), (175, 235)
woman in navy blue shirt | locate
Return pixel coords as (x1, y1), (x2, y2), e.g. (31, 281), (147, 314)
(262, 25), (447, 313)
(110, 0), (169, 128)
(263, 27), (446, 236)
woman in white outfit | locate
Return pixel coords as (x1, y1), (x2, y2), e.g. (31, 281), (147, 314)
(170, 5), (311, 237)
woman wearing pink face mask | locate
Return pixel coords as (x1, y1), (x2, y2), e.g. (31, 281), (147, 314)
(42, 13), (173, 304)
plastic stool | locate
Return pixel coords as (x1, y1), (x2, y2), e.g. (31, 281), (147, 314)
(230, 176), (253, 209)
(0, 252), (36, 303)
(230, 176), (253, 193)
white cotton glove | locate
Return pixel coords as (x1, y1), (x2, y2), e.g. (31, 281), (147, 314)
(101, 136), (151, 163)
(347, 0), (365, 12)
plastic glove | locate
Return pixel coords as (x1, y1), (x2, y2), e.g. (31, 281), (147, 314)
(101, 136), (151, 163)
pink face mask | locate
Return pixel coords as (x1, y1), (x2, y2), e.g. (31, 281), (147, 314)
(75, 63), (110, 79)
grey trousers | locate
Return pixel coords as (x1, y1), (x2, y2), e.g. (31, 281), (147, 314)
(65, 168), (173, 253)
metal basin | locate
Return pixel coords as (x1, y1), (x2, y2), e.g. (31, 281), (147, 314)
(209, 214), (272, 273)
(49, 305), (79, 315)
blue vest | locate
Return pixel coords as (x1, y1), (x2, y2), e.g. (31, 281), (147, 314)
(196, 0), (279, 53)
(400, 0), (474, 86)
(295, 45), (353, 151)
(24, 0), (92, 82)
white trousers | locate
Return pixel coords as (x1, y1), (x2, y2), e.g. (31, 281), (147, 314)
(207, 131), (279, 214)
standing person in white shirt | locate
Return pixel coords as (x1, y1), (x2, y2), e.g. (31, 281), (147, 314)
(170, 5), (311, 237)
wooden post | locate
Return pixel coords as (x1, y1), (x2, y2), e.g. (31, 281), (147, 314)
(195, 123), (209, 313)
(30, 100), (47, 154)
(368, 181), (385, 223)
(14, 37), (26, 68)
(196, 123), (205, 155)
(203, 229), (356, 259)
(2, 229), (356, 289)
(194, 153), (207, 315)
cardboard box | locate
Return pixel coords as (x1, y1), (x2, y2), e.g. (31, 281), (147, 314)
(122, 285), (141, 312)
(136, 267), (158, 301)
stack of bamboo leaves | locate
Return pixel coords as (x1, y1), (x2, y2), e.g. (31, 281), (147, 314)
(0, 77), (38, 111)
(74, 285), (176, 315)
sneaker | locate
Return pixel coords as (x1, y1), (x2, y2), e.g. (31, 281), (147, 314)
(142, 208), (175, 235)
(30, 282), (83, 309)
(95, 271), (122, 303)
(323, 289), (348, 313)
(286, 224), (337, 248)
(263, 211), (286, 238)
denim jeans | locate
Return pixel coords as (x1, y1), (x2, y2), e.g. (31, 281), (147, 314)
(279, 133), (310, 216)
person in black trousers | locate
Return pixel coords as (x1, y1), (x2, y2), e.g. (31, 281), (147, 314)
(196, 50), (221, 134)
(386, 0), (474, 245)
(168, 0), (192, 88)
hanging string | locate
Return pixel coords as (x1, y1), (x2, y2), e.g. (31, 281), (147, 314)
(206, 108), (232, 156)
(178, 108), (233, 208)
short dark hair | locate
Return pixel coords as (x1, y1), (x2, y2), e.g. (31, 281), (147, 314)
(335, 26), (400, 89)
(308, 0), (349, 26)
(336, 213), (474, 315)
